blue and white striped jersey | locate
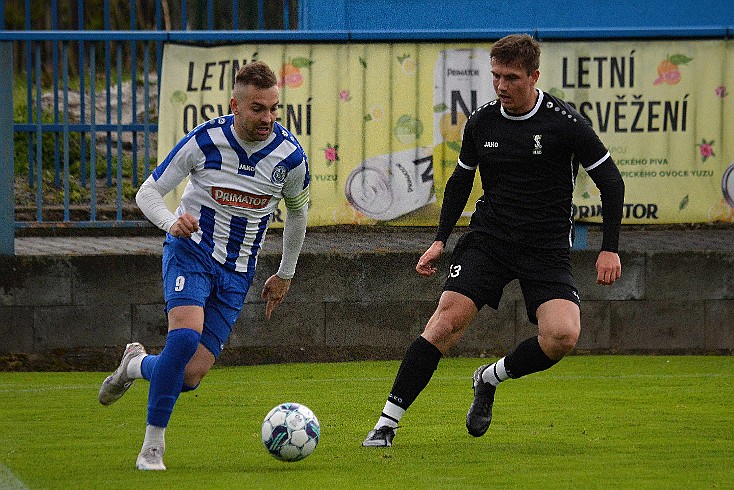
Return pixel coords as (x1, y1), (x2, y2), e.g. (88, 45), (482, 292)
(151, 115), (310, 273)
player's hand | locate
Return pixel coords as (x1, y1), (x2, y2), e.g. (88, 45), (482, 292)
(416, 241), (445, 277)
(261, 274), (291, 320)
(595, 250), (621, 285)
(169, 213), (199, 238)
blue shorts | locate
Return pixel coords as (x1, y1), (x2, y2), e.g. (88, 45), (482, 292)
(162, 235), (254, 358)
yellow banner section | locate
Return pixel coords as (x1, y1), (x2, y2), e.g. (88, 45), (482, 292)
(158, 40), (734, 226)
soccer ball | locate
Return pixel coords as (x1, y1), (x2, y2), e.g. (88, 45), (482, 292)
(261, 402), (320, 462)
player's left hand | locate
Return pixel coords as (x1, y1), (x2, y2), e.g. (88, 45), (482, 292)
(595, 251), (621, 285)
(261, 274), (292, 320)
(416, 241), (445, 277)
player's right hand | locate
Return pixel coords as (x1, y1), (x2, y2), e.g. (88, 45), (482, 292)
(416, 241), (444, 277)
(169, 213), (199, 238)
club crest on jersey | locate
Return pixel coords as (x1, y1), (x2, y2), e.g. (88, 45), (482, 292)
(533, 134), (542, 155)
(271, 164), (288, 184)
(211, 187), (271, 209)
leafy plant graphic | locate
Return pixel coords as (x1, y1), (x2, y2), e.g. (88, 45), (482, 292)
(322, 143), (339, 165)
(696, 139), (715, 162)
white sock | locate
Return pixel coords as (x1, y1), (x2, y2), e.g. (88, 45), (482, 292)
(143, 424), (166, 449)
(374, 401), (404, 430)
(127, 354), (146, 379)
(481, 358), (510, 387)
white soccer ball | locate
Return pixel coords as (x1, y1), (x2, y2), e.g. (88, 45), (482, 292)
(261, 402), (320, 462)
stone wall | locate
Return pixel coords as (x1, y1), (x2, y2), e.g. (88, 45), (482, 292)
(1, 247), (733, 371)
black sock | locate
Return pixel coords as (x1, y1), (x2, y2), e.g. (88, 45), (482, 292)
(387, 336), (442, 410)
(503, 336), (558, 379)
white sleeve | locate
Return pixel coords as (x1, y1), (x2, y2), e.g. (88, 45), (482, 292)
(277, 203), (308, 279)
(136, 176), (177, 233)
(276, 154), (309, 279)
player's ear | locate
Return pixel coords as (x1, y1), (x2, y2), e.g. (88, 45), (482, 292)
(230, 96), (238, 115)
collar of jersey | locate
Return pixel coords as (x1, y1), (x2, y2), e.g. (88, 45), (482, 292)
(500, 89), (544, 121)
(230, 122), (277, 153)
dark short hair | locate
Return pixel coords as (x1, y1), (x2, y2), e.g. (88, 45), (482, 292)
(234, 61), (277, 89)
(490, 34), (541, 75)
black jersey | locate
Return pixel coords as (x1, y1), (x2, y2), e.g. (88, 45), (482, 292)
(456, 89), (615, 249)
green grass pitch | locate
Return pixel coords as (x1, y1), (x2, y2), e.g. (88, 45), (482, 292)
(1, 356), (732, 489)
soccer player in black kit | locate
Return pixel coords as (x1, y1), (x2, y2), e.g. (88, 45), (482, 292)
(363, 34), (625, 447)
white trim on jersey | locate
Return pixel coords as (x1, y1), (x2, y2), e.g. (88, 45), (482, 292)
(585, 151), (611, 171)
(457, 157), (476, 170)
(500, 89), (544, 121)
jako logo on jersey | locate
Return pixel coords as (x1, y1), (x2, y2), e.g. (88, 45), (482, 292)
(212, 187), (271, 209)
(533, 134), (542, 155)
(484, 141), (498, 148)
(271, 164), (288, 184)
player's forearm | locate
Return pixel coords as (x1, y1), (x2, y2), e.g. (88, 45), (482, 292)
(277, 204), (308, 279)
(435, 165), (475, 244)
(136, 176), (177, 233)
(589, 161), (625, 252)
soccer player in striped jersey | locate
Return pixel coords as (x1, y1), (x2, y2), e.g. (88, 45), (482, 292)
(363, 34), (624, 447)
(98, 61), (310, 470)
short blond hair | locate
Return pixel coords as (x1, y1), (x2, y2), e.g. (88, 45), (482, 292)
(234, 61), (277, 90)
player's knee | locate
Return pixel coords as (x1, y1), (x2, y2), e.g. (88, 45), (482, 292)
(183, 365), (210, 388)
(557, 330), (579, 355)
(422, 319), (465, 353)
(546, 328), (579, 358)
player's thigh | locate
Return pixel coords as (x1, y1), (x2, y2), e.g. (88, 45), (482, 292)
(443, 231), (512, 312)
(162, 235), (214, 313)
(518, 247), (579, 325)
(536, 298), (580, 339)
(199, 266), (253, 359)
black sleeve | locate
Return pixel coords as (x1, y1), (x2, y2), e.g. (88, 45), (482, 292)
(586, 158), (625, 252)
(434, 164), (476, 244)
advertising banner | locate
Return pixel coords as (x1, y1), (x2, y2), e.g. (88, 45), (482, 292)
(158, 40), (734, 226)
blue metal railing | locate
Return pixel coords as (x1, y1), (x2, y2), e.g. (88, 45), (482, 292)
(1, 0), (297, 246)
(11, 38), (161, 228)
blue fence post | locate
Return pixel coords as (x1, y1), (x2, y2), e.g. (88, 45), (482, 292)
(0, 42), (15, 255)
(572, 223), (588, 250)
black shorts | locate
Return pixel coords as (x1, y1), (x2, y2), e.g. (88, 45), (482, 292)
(443, 231), (580, 325)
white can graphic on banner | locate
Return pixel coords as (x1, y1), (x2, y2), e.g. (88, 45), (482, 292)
(723, 162), (734, 208)
(433, 49), (494, 148)
(345, 147), (435, 221)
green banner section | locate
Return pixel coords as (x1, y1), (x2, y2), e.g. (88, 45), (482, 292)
(158, 40), (734, 226)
